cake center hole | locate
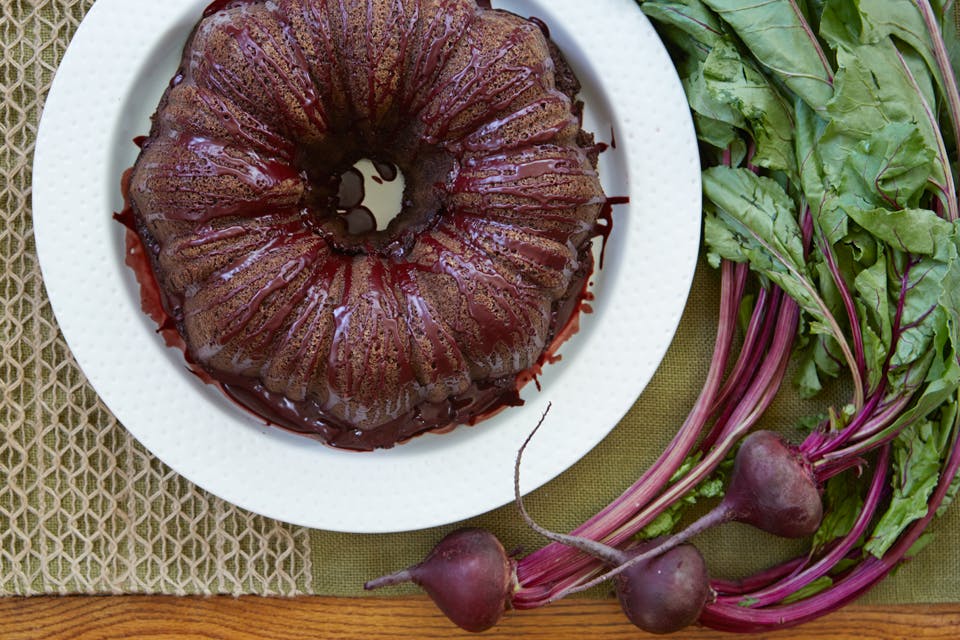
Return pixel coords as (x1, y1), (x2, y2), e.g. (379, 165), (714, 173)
(336, 159), (405, 235)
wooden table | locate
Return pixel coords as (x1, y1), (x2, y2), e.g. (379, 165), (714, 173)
(1, 596), (957, 639)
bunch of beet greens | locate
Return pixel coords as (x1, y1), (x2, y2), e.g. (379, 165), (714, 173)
(366, 0), (960, 634)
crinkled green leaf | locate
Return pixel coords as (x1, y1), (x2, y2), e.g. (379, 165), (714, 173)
(700, 0), (834, 109)
(844, 208), (954, 259)
(853, 248), (890, 345)
(812, 472), (865, 551)
(892, 257), (949, 369)
(703, 167), (831, 321)
(865, 418), (945, 557)
(821, 0), (950, 113)
(825, 40), (947, 191)
(795, 98), (831, 217)
(684, 59), (749, 130)
(836, 123), (938, 211)
(703, 41), (797, 173)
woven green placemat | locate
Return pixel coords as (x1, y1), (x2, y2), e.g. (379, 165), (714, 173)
(2, 0), (958, 601)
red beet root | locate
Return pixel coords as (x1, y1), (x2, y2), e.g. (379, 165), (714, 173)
(722, 430), (823, 538)
(364, 528), (515, 632)
(617, 543), (711, 635)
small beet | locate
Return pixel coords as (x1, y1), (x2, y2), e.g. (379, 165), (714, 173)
(364, 528), (515, 633)
(616, 543), (711, 635)
(722, 430), (823, 538)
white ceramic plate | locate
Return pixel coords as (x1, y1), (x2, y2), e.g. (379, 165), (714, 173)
(33, 0), (701, 533)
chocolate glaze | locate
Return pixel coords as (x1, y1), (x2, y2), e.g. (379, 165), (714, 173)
(119, 192), (595, 451)
(119, 0), (616, 450)
(597, 196), (628, 269)
(528, 16), (550, 39)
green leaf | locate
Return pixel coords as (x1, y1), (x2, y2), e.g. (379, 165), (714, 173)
(824, 40), (946, 191)
(703, 167), (806, 266)
(703, 167), (829, 320)
(795, 98), (831, 217)
(793, 329), (844, 399)
(836, 123), (938, 211)
(887, 354), (958, 429)
(821, 1), (927, 52)
(937, 236), (960, 359)
(782, 576), (834, 604)
(637, 455), (730, 539)
(819, 0), (860, 49)
(904, 532), (936, 560)
(853, 248), (891, 347)
(860, 320), (887, 392)
(936, 463), (960, 517)
(821, 0), (949, 114)
(844, 208), (954, 259)
(891, 257), (949, 369)
(933, 3), (960, 135)
(683, 59), (749, 130)
(866, 418), (946, 558)
(794, 344), (826, 397)
(812, 472), (865, 551)
(701, 0), (834, 110)
(702, 41), (798, 173)
(641, 0), (729, 51)
(693, 114), (737, 150)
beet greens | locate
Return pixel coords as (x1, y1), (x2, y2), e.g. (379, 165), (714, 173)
(368, 0), (960, 633)
(508, 0), (960, 627)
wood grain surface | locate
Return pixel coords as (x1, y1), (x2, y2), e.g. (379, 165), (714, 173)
(1, 597), (957, 639)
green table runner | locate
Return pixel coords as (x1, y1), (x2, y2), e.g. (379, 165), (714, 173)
(2, 0), (958, 601)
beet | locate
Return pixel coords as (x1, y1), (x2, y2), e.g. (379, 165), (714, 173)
(364, 528), (515, 632)
(721, 430), (823, 538)
(616, 543), (711, 635)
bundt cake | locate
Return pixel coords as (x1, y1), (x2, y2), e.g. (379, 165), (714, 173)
(122, 0), (607, 450)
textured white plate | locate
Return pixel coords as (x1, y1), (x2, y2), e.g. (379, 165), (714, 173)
(33, 0), (701, 533)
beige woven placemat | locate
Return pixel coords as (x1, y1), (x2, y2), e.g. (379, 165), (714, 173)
(2, 0), (959, 602)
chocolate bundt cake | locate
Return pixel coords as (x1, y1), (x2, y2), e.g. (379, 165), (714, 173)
(124, 0), (607, 450)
